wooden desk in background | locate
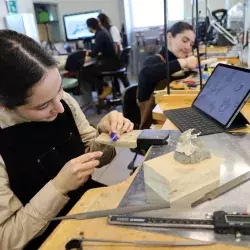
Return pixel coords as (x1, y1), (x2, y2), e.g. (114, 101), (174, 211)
(54, 55), (96, 72)
(197, 46), (240, 65)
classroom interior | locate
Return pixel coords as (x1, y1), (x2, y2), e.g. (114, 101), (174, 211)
(1, 0), (250, 249)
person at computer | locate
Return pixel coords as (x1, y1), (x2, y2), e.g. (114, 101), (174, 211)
(85, 18), (120, 99)
(0, 30), (134, 249)
(97, 13), (128, 97)
(97, 13), (123, 55)
(138, 21), (198, 129)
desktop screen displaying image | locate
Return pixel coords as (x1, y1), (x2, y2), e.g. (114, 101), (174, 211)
(63, 11), (100, 41)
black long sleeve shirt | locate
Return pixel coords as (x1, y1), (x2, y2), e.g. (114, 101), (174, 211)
(89, 28), (117, 59)
(138, 47), (181, 102)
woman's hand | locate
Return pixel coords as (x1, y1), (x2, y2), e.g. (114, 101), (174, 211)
(52, 151), (103, 195)
(98, 110), (134, 137)
(178, 56), (198, 70)
(185, 56), (198, 69)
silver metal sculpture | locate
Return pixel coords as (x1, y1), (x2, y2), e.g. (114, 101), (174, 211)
(174, 129), (211, 164)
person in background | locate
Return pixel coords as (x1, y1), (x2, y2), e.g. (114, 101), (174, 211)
(85, 18), (120, 99)
(97, 13), (123, 55)
(97, 14), (130, 97)
(0, 30), (134, 250)
(138, 21), (198, 129)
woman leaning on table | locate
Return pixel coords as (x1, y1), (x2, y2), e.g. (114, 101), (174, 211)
(138, 21), (198, 129)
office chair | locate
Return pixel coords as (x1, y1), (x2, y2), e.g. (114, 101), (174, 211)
(112, 46), (131, 96)
(96, 46), (131, 113)
(99, 46), (131, 94)
(62, 51), (86, 95)
(122, 84), (143, 171)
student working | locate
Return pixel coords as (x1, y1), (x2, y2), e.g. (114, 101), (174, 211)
(0, 30), (134, 250)
(97, 13), (129, 97)
(84, 18), (120, 99)
(138, 21), (198, 129)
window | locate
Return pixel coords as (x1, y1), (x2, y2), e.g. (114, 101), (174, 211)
(131, 0), (184, 28)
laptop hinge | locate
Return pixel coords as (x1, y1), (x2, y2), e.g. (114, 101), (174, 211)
(226, 112), (250, 131)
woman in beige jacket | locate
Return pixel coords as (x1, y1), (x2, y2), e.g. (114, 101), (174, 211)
(0, 30), (133, 249)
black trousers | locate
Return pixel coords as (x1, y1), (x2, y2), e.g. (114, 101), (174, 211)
(82, 58), (120, 95)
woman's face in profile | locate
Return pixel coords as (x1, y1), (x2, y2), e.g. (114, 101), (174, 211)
(168, 30), (195, 58)
(14, 68), (65, 122)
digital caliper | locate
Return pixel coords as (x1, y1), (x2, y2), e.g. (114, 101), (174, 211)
(108, 210), (250, 235)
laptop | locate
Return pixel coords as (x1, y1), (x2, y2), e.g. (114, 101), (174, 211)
(164, 64), (250, 136)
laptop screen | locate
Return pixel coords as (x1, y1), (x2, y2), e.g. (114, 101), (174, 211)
(193, 64), (250, 126)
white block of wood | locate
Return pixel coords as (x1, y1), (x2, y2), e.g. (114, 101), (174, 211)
(95, 130), (142, 148)
(143, 152), (221, 204)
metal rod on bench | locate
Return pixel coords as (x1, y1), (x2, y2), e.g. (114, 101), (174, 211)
(164, 0), (170, 95)
(205, 0), (208, 59)
(195, 0), (203, 91)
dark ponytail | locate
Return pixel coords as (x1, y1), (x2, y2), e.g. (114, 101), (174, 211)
(0, 30), (56, 109)
(168, 21), (194, 37)
(97, 13), (112, 30)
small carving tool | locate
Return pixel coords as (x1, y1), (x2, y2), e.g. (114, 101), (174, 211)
(102, 132), (118, 151)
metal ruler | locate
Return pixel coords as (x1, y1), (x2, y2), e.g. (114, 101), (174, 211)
(191, 171), (250, 207)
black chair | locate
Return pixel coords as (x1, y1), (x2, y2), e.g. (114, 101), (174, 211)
(122, 84), (143, 171)
(63, 50), (86, 95)
(99, 46), (131, 99)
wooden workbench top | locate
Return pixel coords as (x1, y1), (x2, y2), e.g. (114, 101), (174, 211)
(40, 166), (248, 250)
(40, 107), (250, 250)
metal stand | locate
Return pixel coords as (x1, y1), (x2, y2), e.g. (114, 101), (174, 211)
(44, 23), (59, 54)
(164, 0), (170, 95)
(195, 0), (203, 91)
(205, 0), (208, 59)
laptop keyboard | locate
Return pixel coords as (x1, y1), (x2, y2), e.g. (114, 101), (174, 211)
(164, 108), (224, 136)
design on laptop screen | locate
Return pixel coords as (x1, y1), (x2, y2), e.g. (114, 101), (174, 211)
(193, 65), (250, 126)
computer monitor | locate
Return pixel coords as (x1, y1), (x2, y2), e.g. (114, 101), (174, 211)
(63, 10), (100, 41)
(193, 64), (250, 128)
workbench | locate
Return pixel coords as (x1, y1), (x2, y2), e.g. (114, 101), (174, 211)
(39, 148), (250, 250)
(40, 112), (250, 249)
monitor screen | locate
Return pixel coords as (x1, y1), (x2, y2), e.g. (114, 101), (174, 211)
(63, 11), (100, 41)
(193, 65), (250, 126)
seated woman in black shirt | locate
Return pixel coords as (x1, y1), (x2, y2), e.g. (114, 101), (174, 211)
(138, 22), (197, 129)
(85, 18), (120, 99)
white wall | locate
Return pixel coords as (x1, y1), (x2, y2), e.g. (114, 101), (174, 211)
(16, 0), (124, 41)
(0, 0), (8, 29)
